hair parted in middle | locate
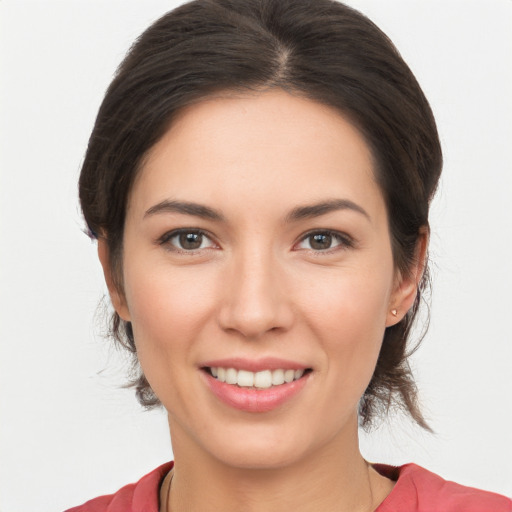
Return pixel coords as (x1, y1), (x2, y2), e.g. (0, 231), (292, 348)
(79, 0), (442, 430)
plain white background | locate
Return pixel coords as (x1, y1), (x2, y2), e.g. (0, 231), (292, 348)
(0, 1), (511, 510)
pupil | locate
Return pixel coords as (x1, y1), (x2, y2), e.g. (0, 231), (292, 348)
(180, 232), (202, 250)
(311, 233), (331, 250)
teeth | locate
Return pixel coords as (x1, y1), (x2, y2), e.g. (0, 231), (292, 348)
(254, 370), (272, 389)
(284, 369), (295, 383)
(209, 367), (307, 388)
(271, 369), (285, 386)
(225, 368), (238, 385)
(237, 370), (254, 387)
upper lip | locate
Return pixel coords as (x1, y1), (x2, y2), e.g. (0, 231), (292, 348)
(200, 357), (310, 373)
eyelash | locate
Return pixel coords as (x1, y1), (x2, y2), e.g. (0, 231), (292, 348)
(294, 230), (354, 253)
(158, 228), (217, 254)
(158, 228), (354, 254)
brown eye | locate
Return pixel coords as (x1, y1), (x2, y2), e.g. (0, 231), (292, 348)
(179, 232), (204, 250)
(309, 233), (333, 250)
(161, 229), (216, 251)
(296, 230), (353, 252)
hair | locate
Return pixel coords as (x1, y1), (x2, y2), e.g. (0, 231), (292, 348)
(79, 0), (442, 430)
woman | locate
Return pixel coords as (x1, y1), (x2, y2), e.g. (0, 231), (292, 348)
(64, 0), (511, 510)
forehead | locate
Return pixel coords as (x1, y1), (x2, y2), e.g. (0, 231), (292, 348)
(130, 89), (383, 220)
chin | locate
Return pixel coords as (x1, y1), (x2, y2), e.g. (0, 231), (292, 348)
(192, 416), (333, 471)
(211, 438), (310, 471)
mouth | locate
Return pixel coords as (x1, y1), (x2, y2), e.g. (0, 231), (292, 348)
(203, 366), (312, 389)
(200, 361), (312, 413)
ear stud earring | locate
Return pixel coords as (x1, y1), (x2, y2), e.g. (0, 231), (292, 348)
(391, 309), (398, 317)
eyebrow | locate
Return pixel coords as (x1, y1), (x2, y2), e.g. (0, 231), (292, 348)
(285, 199), (370, 223)
(144, 198), (370, 223)
(144, 200), (225, 221)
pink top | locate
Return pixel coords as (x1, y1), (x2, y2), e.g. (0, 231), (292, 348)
(66, 461), (511, 512)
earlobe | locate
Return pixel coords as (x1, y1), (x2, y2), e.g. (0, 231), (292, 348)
(386, 229), (429, 327)
(97, 238), (131, 322)
(386, 276), (417, 327)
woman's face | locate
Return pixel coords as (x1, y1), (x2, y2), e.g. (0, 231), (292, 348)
(106, 90), (414, 469)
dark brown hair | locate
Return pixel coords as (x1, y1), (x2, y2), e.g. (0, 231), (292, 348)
(79, 0), (442, 430)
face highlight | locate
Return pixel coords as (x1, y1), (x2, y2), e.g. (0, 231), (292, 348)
(105, 90), (412, 469)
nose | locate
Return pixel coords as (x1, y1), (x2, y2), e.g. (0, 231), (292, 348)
(218, 248), (294, 339)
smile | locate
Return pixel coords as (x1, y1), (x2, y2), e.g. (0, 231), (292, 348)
(201, 360), (312, 413)
(207, 367), (307, 389)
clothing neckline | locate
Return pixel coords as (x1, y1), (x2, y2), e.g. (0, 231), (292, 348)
(155, 462), (402, 512)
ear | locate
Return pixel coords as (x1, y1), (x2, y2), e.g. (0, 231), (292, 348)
(97, 238), (131, 322)
(386, 228), (428, 327)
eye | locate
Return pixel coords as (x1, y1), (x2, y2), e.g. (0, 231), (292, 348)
(296, 230), (353, 251)
(160, 229), (216, 252)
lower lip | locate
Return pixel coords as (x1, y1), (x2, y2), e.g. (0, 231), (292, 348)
(202, 371), (310, 413)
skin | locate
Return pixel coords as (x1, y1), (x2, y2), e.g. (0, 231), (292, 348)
(99, 89), (425, 512)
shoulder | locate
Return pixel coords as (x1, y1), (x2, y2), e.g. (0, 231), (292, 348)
(64, 462), (173, 512)
(375, 463), (512, 512)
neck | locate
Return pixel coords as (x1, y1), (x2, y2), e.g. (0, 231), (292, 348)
(166, 416), (393, 512)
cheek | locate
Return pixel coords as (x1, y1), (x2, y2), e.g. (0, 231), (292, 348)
(121, 261), (226, 418)
(295, 260), (393, 386)
(298, 263), (392, 336)
(122, 261), (218, 368)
